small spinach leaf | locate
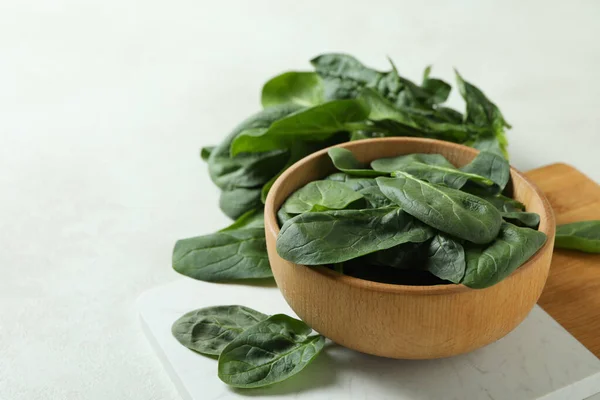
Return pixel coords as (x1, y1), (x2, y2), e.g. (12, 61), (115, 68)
(218, 314), (325, 388)
(200, 146), (215, 161)
(421, 66), (451, 105)
(172, 305), (268, 356)
(282, 180), (365, 214)
(462, 222), (547, 288)
(555, 221), (600, 253)
(231, 100), (370, 156)
(426, 234), (466, 283)
(358, 186), (393, 208)
(277, 207), (433, 265)
(455, 70), (511, 158)
(502, 211), (540, 229)
(220, 209), (264, 232)
(173, 228), (271, 282)
(377, 173), (502, 244)
(371, 153), (454, 172)
(460, 150), (510, 193)
(262, 71), (324, 108)
(328, 147), (386, 177)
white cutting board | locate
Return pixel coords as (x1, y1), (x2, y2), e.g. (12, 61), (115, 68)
(137, 278), (600, 400)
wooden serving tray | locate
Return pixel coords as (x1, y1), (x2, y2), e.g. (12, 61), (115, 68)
(527, 163), (600, 357)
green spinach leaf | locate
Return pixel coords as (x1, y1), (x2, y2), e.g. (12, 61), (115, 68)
(371, 153), (454, 172)
(377, 173), (502, 244)
(218, 314), (325, 388)
(277, 207), (433, 265)
(220, 209), (264, 232)
(455, 70), (511, 158)
(555, 221), (600, 253)
(201, 146), (215, 161)
(282, 180), (365, 214)
(262, 71), (324, 108)
(426, 234), (466, 283)
(324, 173), (378, 191)
(358, 186), (393, 208)
(462, 222), (547, 288)
(502, 211), (540, 229)
(391, 162), (494, 189)
(328, 147), (386, 177)
(173, 228), (271, 282)
(230, 100), (370, 156)
(460, 150), (510, 192)
(421, 66), (451, 105)
(172, 305), (268, 356)
(219, 187), (262, 220)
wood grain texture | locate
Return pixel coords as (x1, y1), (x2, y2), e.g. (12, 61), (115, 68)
(527, 163), (600, 357)
(265, 138), (555, 360)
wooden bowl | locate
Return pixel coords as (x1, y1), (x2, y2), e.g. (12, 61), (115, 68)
(264, 138), (555, 359)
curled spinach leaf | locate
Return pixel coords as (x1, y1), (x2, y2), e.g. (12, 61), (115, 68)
(460, 150), (510, 193)
(426, 234), (466, 283)
(218, 314), (325, 388)
(262, 71), (324, 108)
(172, 305), (268, 356)
(462, 222), (547, 288)
(502, 211), (540, 229)
(377, 173), (502, 244)
(328, 147), (386, 177)
(358, 186), (394, 209)
(555, 221), (600, 253)
(277, 207), (433, 265)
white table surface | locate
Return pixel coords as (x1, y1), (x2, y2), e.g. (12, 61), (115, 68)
(1, 1), (599, 399)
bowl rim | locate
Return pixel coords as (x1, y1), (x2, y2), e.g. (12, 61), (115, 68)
(264, 137), (556, 295)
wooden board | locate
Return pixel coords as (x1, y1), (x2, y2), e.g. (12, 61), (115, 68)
(526, 163), (600, 357)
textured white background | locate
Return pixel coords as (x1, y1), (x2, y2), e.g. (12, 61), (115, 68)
(1, 1), (599, 399)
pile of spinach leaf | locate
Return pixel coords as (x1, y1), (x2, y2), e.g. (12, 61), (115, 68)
(276, 149), (548, 289)
(174, 53), (514, 283)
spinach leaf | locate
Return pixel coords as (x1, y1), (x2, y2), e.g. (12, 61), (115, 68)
(468, 136), (505, 158)
(462, 222), (547, 288)
(277, 209), (293, 227)
(277, 207), (433, 265)
(502, 211), (540, 229)
(200, 146), (215, 161)
(421, 66), (451, 105)
(208, 104), (301, 190)
(219, 187), (262, 220)
(230, 100), (370, 156)
(324, 173), (378, 191)
(371, 153), (454, 172)
(359, 88), (486, 142)
(391, 162), (494, 190)
(358, 186), (393, 208)
(172, 305), (268, 356)
(426, 234), (466, 283)
(262, 72), (324, 108)
(328, 148), (386, 177)
(282, 180), (365, 214)
(173, 228), (271, 282)
(220, 209), (264, 232)
(218, 314), (325, 388)
(460, 150), (510, 192)
(455, 70), (511, 158)
(555, 221), (600, 253)
(377, 173), (502, 244)
(468, 192), (525, 212)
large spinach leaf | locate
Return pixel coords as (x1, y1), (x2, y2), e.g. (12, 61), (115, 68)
(218, 314), (325, 388)
(173, 227), (271, 282)
(172, 305), (268, 356)
(462, 222), (547, 288)
(262, 71), (324, 108)
(328, 147), (386, 177)
(277, 207), (433, 265)
(208, 104), (301, 190)
(230, 100), (369, 156)
(377, 173), (502, 244)
(426, 234), (466, 283)
(555, 221), (600, 253)
(455, 70), (511, 158)
(281, 180), (365, 214)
